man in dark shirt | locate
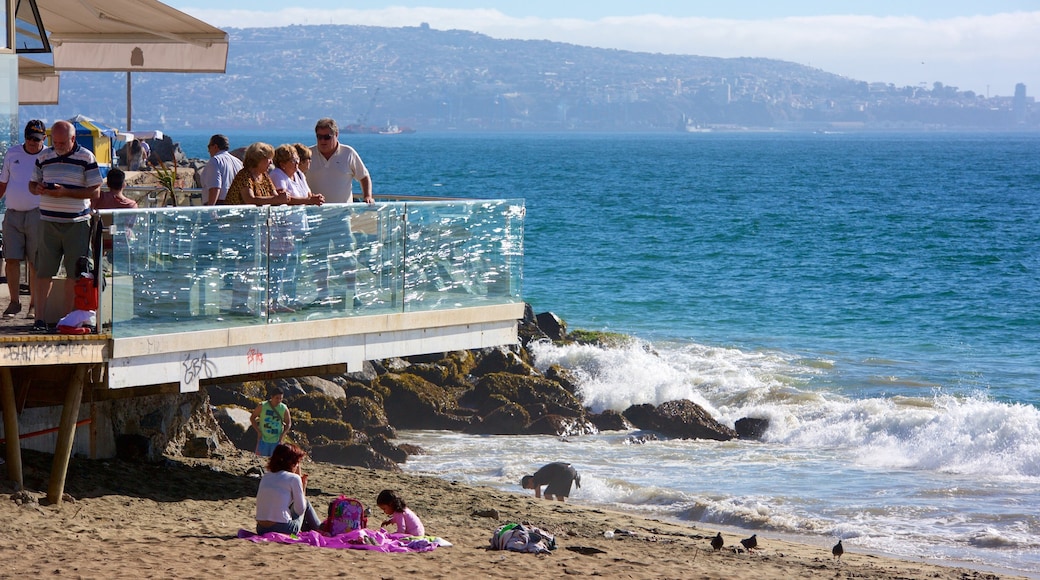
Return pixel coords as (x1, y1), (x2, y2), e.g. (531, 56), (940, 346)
(521, 462), (581, 502)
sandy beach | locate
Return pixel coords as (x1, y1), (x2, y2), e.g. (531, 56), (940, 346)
(0, 448), (1022, 580)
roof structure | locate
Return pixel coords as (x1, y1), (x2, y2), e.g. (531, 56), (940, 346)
(13, 0), (229, 104)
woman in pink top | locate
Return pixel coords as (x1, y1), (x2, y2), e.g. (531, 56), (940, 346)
(377, 489), (425, 537)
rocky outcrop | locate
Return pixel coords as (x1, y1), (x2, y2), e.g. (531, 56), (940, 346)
(623, 400), (738, 441)
(176, 305), (744, 470)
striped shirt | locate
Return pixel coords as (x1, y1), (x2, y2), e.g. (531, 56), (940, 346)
(33, 144), (102, 223)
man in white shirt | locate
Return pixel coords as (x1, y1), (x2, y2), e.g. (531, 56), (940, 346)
(201, 134), (243, 205)
(303, 118), (373, 308)
(0, 120), (46, 317)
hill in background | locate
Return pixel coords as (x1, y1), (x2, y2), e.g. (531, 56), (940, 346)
(21, 24), (1037, 132)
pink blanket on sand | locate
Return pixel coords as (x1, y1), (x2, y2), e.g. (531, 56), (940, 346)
(237, 528), (450, 552)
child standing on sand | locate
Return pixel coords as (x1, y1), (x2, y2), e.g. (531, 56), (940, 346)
(376, 489), (425, 537)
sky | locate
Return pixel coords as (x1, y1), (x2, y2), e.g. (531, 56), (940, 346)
(164, 1), (1040, 97)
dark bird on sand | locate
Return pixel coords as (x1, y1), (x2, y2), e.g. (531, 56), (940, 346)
(711, 532), (724, 551)
(740, 534), (758, 552)
(832, 539), (844, 560)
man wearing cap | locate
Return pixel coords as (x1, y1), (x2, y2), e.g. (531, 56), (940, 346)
(0, 120), (47, 318)
(29, 120), (102, 332)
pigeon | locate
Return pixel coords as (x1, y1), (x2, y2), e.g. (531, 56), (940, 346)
(832, 539), (844, 560)
(711, 532), (724, 552)
(740, 534), (758, 552)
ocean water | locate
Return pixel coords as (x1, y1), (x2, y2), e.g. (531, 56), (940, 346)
(177, 131), (1040, 576)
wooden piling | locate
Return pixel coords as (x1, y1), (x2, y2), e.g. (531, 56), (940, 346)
(1, 367), (23, 489)
(47, 365), (87, 505)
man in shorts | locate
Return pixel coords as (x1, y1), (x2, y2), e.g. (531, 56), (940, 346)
(29, 120), (102, 332)
(250, 388), (292, 457)
(521, 462), (582, 502)
(0, 120), (46, 318)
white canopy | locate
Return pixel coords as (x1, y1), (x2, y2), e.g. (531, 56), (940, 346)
(16, 0), (228, 104)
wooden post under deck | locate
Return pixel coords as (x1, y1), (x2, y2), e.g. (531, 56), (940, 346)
(1, 367), (23, 490)
(47, 365), (87, 505)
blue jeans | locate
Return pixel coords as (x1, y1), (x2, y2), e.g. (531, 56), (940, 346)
(256, 501), (321, 536)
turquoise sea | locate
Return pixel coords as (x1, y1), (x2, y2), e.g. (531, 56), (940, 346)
(178, 131), (1040, 576)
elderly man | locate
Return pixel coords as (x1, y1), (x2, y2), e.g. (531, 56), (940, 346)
(29, 120), (102, 332)
(303, 118), (373, 309)
(0, 120), (46, 318)
(202, 134), (243, 205)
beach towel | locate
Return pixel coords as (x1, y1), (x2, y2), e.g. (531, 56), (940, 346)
(237, 528), (451, 552)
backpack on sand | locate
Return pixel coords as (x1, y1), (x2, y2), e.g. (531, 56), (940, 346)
(321, 496), (368, 535)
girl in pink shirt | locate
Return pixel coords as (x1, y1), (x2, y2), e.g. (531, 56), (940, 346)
(377, 489), (425, 537)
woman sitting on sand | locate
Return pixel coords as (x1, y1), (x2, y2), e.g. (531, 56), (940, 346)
(255, 443), (321, 535)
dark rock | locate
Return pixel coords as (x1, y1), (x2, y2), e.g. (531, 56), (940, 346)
(626, 432), (659, 444)
(293, 392), (342, 419)
(203, 384), (257, 408)
(309, 442), (402, 471)
(544, 364), (582, 395)
(472, 508), (500, 519)
(182, 434), (218, 458)
(343, 360), (380, 382)
(464, 402), (529, 435)
(526, 414), (597, 436)
(115, 434), (152, 462)
(734, 417), (770, 440)
(536, 311), (567, 341)
(364, 423), (398, 440)
(590, 409), (634, 432)
(378, 373), (470, 430)
(369, 434), (408, 463)
(517, 302), (549, 347)
(396, 443), (426, 457)
(294, 417), (354, 441)
(623, 400), (737, 441)
(460, 373), (585, 421)
(471, 346), (538, 378)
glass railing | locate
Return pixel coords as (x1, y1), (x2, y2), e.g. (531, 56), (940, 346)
(98, 199), (525, 338)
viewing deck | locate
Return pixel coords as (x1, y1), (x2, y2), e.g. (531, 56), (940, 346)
(2, 195), (526, 388)
(1, 196), (525, 499)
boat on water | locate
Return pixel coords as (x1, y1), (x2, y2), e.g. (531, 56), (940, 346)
(343, 121), (416, 134)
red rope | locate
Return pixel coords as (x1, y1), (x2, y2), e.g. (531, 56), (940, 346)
(0, 419), (92, 444)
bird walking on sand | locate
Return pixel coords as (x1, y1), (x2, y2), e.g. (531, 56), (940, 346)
(740, 534), (758, 552)
(711, 532), (724, 552)
(832, 539), (844, 560)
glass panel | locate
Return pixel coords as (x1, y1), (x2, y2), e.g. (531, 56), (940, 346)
(99, 199), (524, 337)
(402, 200), (524, 311)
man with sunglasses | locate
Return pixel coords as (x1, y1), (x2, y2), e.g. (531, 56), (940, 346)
(303, 118), (373, 309)
(0, 120), (47, 318)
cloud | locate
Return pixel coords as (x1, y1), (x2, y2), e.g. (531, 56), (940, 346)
(186, 7), (1040, 95)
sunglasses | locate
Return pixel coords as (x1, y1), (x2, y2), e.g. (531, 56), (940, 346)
(27, 136), (43, 143)
(316, 133), (334, 141)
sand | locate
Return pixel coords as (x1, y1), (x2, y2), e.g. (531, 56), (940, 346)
(0, 449), (1022, 580)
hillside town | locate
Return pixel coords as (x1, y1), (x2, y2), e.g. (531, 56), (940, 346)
(24, 24), (1039, 133)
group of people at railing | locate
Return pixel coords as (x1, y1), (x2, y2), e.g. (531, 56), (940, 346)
(0, 117), (375, 332)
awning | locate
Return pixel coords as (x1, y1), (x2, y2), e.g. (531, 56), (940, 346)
(17, 56), (59, 105)
(16, 0), (228, 103)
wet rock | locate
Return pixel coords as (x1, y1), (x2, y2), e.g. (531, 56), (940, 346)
(734, 417), (769, 440)
(535, 311), (567, 341)
(525, 414), (597, 436)
(464, 402), (529, 435)
(590, 409), (634, 432)
(623, 400), (737, 441)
